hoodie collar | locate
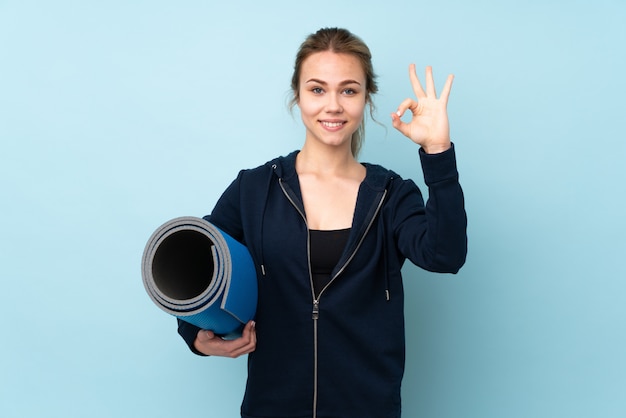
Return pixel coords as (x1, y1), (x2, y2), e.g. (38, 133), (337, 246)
(269, 150), (395, 191)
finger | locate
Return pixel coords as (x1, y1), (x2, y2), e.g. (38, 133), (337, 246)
(240, 320), (256, 340)
(227, 322), (257, 357)
(439, 74), (454, 105)
(222, 321), (255, 348)
(229, 343), (255, 358)
(230, 321), (256, 346)
(395, 98), (417, 117)
(230, 334), (256, 357)
(391, 98), (417, 138)
(408, 63), (426, 99)
(390, 112), (411, 138)
(425, 66), (436, 98)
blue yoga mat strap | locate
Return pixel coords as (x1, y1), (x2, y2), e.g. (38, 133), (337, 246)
(141, 216), (258, 336)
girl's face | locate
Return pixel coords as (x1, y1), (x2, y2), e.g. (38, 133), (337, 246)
(297, 51), (367, 152)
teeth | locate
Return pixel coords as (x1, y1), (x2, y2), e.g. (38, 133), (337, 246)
(321, 121), (343, 128)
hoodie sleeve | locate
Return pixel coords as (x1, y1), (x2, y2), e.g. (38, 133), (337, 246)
(177, 318), (208, 356)
(203, 170), (246, 241)
(176, 170), (246, 355)
(392, 144), (467, 273)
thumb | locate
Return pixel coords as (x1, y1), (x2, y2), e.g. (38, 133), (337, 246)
(198, 329), (216, 342)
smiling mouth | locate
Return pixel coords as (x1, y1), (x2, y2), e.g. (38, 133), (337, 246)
(320, 121), (345, 128)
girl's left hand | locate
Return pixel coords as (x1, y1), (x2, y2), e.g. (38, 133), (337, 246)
(391, 65), (454, 154)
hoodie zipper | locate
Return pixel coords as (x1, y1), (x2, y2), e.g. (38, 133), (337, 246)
(279, 178), (387, 418)
(278, 179), (320, 416)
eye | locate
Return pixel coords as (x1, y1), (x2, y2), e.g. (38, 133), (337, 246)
(311, 87), (324, 94)
(343, 88), (358, 96)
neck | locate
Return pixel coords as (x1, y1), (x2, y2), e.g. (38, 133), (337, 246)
(297, 141), (359, 176)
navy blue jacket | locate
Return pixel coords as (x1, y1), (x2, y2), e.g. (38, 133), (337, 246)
(178, 145), (467, 418)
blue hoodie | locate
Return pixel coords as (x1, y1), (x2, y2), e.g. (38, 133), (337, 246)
(178, 145), (467, 418)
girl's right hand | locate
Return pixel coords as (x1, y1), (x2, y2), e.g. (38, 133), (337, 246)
(194, 320), (256, 358)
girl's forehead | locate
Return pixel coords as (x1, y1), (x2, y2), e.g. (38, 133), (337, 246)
(300, 51), (365, 83)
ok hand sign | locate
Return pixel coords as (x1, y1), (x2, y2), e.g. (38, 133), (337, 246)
(391, 65), (454, 154)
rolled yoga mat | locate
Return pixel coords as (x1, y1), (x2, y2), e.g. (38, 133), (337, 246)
(141, 216), (257, 336)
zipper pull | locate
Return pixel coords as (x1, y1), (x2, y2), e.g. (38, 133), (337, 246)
(312, 300), (319, 320)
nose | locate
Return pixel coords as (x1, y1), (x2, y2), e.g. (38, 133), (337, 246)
(325, 92), (343, 113)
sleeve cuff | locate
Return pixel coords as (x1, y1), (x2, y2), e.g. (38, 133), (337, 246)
(177, 318), (209, 356)
(419, 143), (459, 185)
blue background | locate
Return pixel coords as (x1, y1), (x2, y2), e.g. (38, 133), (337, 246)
(1, 1), (625, 417)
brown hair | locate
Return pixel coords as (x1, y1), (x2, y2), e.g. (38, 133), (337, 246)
(290, 27), (378, 157)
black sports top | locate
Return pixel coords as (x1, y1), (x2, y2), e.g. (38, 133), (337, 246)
(309, 228), (351, 298)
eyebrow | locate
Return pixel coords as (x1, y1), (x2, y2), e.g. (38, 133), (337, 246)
(305, 78), (362, 86)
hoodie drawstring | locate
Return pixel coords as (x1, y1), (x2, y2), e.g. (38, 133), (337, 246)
(383, 177), (394, 301)
(259, 163), (277, 276)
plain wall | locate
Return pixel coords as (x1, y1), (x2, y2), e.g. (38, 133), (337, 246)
(1, 0), (625, 417)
